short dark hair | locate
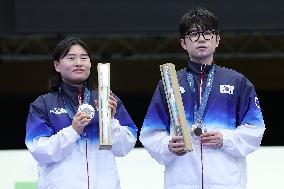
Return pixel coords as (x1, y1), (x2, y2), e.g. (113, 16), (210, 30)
(179, 7), (219, 38)
(48, 35), (97, 92)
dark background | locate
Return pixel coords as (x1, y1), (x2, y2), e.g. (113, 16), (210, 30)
(0, 0), (283, 149)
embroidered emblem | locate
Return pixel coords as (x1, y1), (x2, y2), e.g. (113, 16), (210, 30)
(50, 108), (67, 115)
(180, 87), (185, 94)
(255, 97), (260, 109)
(220, 85), (234, 94)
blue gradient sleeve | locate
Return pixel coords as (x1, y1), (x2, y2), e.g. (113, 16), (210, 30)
(25, 96), (54, 145)
(114, 96), (138, 140)
(142, 82), (171, 134)
(238, 78), (265, 127)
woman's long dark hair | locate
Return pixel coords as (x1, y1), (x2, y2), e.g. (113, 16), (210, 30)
(48, 35), (97, 92)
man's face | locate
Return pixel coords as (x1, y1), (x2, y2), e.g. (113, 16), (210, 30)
(180, 28), (220, 64)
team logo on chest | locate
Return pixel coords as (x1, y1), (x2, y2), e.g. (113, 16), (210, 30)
(50, 108), (67, 115)
(220, 85), (234, 94)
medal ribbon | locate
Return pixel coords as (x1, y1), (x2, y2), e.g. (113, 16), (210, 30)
(188, 65), (215, 189)
(187, 65), (215, 124)
(59, 85), (91, 119)
(78, 87), (83, 105)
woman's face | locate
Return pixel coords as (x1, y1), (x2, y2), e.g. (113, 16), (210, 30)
(54, 44), (91, 86)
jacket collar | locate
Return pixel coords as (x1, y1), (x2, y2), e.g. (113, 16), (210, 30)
(60, 82), (82, 99)
(186, 58), (214, 75)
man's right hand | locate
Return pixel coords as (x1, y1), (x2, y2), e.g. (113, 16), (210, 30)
(168, 136), (187, 156)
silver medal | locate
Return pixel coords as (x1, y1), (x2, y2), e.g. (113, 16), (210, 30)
(77, 103), (95, 119)
(191, 122), (206, 136)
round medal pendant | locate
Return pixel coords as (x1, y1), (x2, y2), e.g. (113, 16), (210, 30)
(192, 123), (206, 136)
(77, 104), (95, 119)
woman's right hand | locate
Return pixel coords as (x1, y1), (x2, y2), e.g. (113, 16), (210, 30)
(72, 111), (91, 134)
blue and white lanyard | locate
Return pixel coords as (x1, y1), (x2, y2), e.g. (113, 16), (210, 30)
(59, 85), (91, 119)
(187, 65), (215, 124)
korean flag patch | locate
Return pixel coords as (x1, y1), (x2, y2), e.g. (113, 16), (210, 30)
(220, 85), (234, 94)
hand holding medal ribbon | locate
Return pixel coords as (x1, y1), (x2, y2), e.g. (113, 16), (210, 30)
(60, 85), (95, 135)
(72, 111), (92, 135)
(75, 86), (95, 134)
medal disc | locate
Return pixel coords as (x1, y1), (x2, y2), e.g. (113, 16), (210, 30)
(192, 123), (206, 136)
(193, 127), (203, 136)
(78, 104), (95, 119)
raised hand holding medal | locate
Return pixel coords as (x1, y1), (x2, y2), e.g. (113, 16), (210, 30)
(74, 86), (95, 134)
(60, 84), (95, 135)
(76, 86), (95, 119)
(72, 111), (92, 135)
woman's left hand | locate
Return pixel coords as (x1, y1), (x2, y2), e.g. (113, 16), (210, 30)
(109, 91), (117, 118)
